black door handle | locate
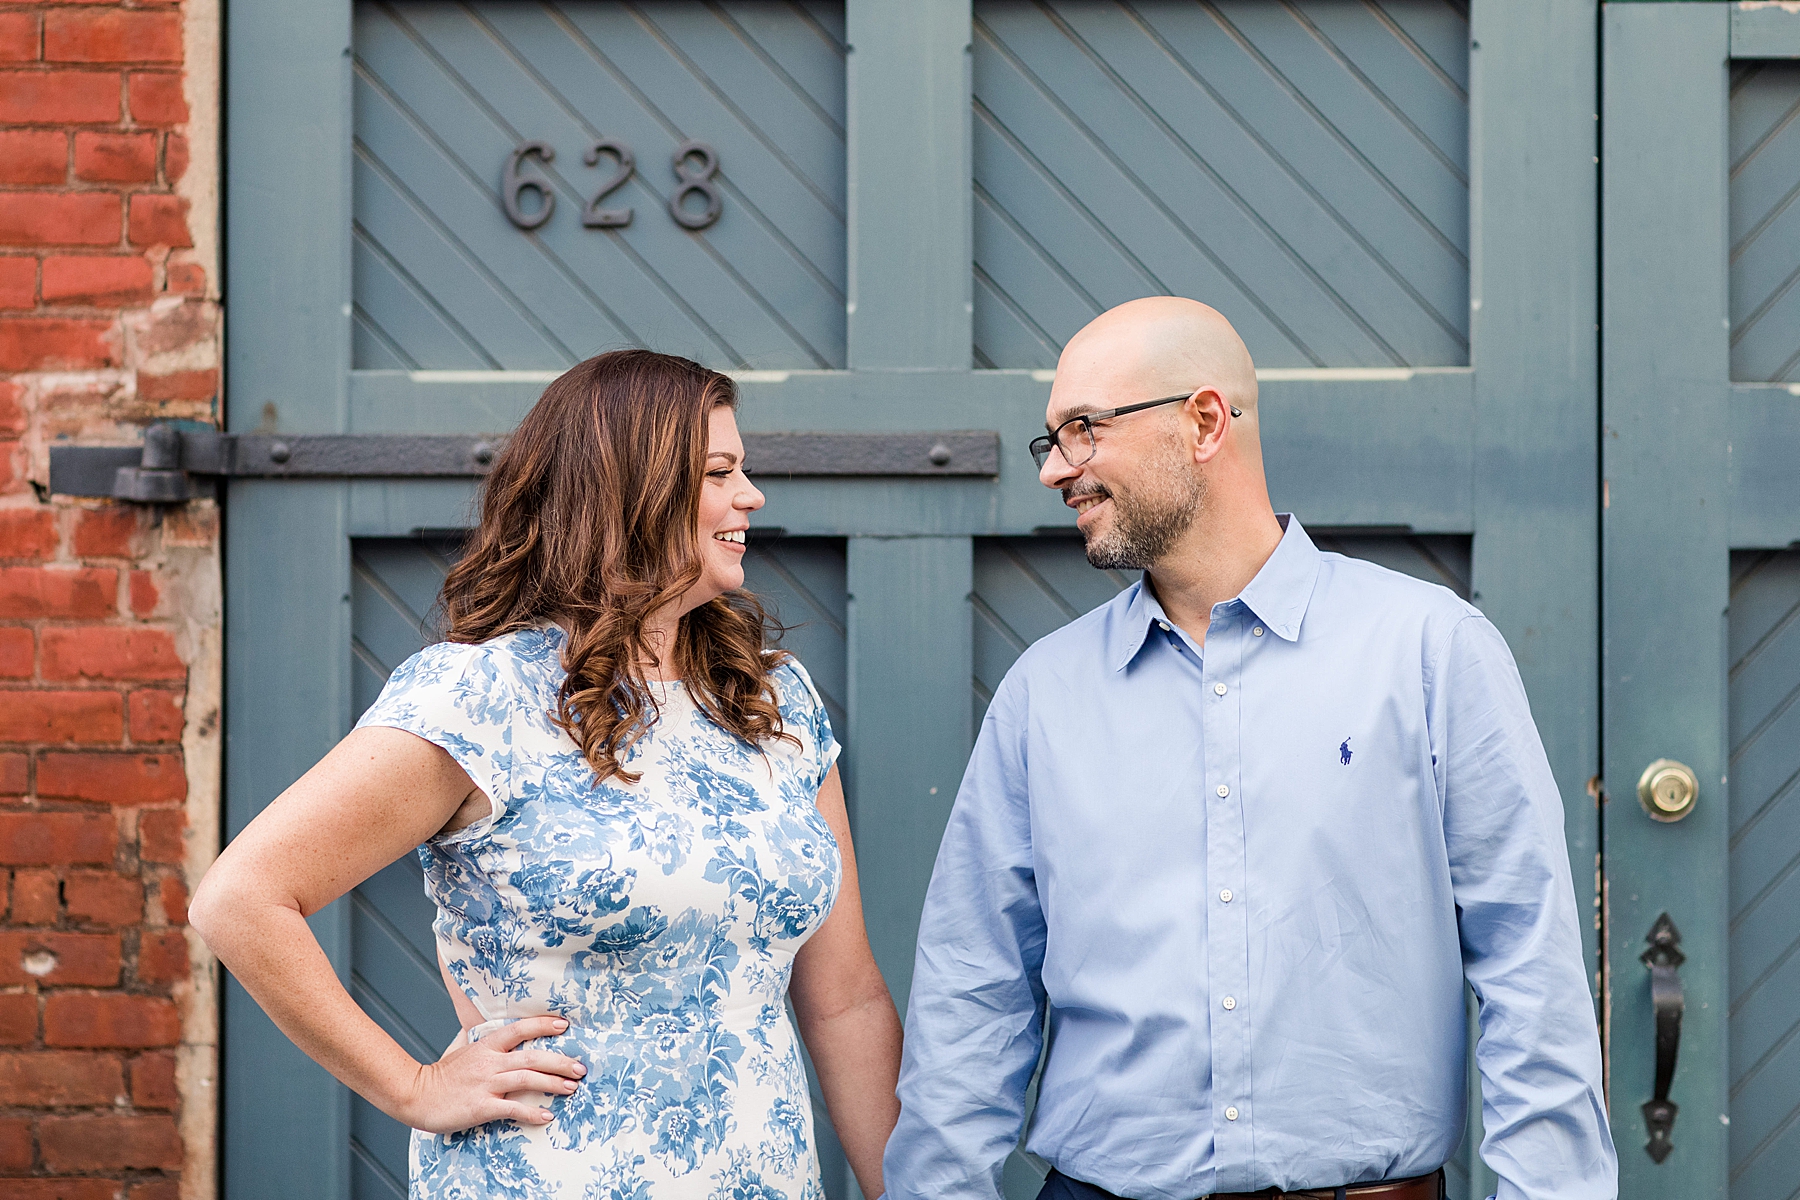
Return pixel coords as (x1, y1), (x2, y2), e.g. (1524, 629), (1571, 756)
(1640, 912), (1685, 1163)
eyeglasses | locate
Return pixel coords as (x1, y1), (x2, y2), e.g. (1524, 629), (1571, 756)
(1029, 391), (1243, 470)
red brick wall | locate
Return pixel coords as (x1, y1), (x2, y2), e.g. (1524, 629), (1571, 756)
(0, 1), (219, 1196)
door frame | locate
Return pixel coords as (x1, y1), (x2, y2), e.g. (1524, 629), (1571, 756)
(1602, 4), (1800, 1195)
(222, 2), (1601, 1195)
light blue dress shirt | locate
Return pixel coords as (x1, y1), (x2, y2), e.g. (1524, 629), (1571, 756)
(884, 517), (1615, 1200)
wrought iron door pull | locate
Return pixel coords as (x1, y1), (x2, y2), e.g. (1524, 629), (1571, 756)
(1640, 912), (1684, 1163)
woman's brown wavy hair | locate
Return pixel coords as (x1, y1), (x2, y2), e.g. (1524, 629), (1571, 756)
(438, 349), (789, 784)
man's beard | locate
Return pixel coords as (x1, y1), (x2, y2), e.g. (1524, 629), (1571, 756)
(1066, 440), (1203, 570)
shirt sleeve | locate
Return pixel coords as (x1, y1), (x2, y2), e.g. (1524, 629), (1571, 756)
(774, 656), (841, 790)
(883, 670), (1048, 1200)
(354, 640), (517, 845)
(1432, 615), (1618, 1200)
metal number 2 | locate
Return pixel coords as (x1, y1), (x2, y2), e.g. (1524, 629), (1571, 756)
(668, 140), (722, 230)
(582, 138), (633, 228)
(502, 141), (556, 230)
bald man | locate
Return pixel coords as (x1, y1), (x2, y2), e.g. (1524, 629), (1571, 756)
(882, 299), (1615, 1200)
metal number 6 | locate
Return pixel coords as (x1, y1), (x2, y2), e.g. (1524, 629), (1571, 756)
(502, 141), (556, 230)
(668, 140), (722, 230)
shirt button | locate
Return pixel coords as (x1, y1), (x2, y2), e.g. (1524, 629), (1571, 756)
(1225, 1106), (1240, 1121)
(1252, 626), (1264, 637)
(1222, 996), (1237, 1011)
(1219, 888), (1233, 903)
(1213, 682), (1228, 696)
(1216, 784), (1230, 798)
(1158, 620), (1171, 632)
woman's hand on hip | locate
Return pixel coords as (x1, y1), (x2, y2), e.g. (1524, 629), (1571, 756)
(397, 1015), (587, 1134)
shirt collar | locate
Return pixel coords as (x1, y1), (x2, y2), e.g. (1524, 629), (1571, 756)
(1237, 514), (1320, 643)
(1106, 514), (1322, 672)
(1110, 581), (1164, 673)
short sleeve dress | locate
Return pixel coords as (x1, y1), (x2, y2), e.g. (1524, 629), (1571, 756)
(355, 624), (843, 1200)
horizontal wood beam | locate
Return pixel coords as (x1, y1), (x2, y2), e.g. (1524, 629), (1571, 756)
(341, 366), (1477, 534)
(1731, 2), (1800, 58)
(1730, 385), (1800, 548)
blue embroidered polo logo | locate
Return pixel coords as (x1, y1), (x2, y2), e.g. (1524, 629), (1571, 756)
(1339, 738), (1353, 765)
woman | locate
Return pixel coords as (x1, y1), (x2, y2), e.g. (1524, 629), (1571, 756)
(191, 350), (903, 1199)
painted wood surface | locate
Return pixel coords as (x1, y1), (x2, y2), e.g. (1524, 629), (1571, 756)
(226, 1), (1615, 1195)
(341, 537), (869, 1196)
(1603, 6), (1732, 1195)
(341, 367), (1482, 539)
(1733, 2), (1800, 60)
(964, 531), (1484, 1198)
(1727, 548), (1800, 1200)
(970, 0), (1470, 370)
(352, 0), (848, 370)
(969, 532), (1475, 728)
(742, 538), (859, 1199)
(346, 538), (464, 1197)
(1730, 384), (1800, 550)
(223, 483), (356, 1200)
(332, 526), (1503, 1197)
(845, 0), (973, 369)
(1731, 58), (1800, 383)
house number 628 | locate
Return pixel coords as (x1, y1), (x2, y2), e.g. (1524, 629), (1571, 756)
(501, 139), (722, 232)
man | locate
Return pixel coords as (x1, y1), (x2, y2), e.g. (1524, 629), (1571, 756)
(882, 298), (1615, 1200)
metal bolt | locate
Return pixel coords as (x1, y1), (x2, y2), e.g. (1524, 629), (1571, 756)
(142, 423), (182, 470)
(928, 442), (952, 467)
(268, 441), (291, 464)
(472, 440), (495, 467)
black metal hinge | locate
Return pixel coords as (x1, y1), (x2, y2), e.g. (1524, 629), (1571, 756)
(48, 426), (1001, 502)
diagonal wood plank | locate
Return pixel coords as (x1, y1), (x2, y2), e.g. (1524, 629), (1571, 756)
(353, 0), (848, 370)
(1731, 61), (1800, 382)
(972, 531), (1471, 739)
(1728, 547), (1800, 1198)
(973, 0), (1469, 370)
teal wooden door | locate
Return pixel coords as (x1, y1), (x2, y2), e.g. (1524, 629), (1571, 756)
(1603, 5), (1800, 1197)
(224, 2), (1601, 1197)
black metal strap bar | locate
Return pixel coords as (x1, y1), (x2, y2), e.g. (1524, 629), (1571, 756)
(48, 427), (1000, 501)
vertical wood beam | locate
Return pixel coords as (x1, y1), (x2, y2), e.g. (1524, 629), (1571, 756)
(845, 536), (973, 1010)
(1603, 5), (1731, 1194)
(223, 482), (354, 1200)
(845, 0), (973, 370)
(1470, 0), (1602, 971)
(226, 0), (352, 435)
(1462, 5), (1602, 1191)
(224, 0), (354, 1190)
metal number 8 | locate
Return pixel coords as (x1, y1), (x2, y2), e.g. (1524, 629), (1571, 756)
(668, 140), (722, 231)
(502, 141), (556, 230)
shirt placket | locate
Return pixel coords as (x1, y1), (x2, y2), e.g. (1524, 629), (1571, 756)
(1202, 603), (1253, 1188)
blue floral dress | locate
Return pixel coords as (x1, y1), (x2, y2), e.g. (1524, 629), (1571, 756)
(355, 626), (842, 1200)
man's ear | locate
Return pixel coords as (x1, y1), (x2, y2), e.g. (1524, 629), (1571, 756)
(1186, 388), (1231, 465)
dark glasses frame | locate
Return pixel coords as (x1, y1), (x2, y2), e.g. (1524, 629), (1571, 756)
(1029, 391), (1243, 469)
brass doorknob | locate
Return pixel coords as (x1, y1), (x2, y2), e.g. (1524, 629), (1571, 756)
(1638, 759), (1699, 823)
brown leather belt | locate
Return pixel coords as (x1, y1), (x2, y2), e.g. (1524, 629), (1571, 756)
(1207, 1169), (1445, 1200)
(1045, 1168), (1445, 1200)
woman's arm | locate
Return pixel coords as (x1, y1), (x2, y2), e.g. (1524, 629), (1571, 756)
(790, 764), (904, 1199)
(188, 726), (586, 1133)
